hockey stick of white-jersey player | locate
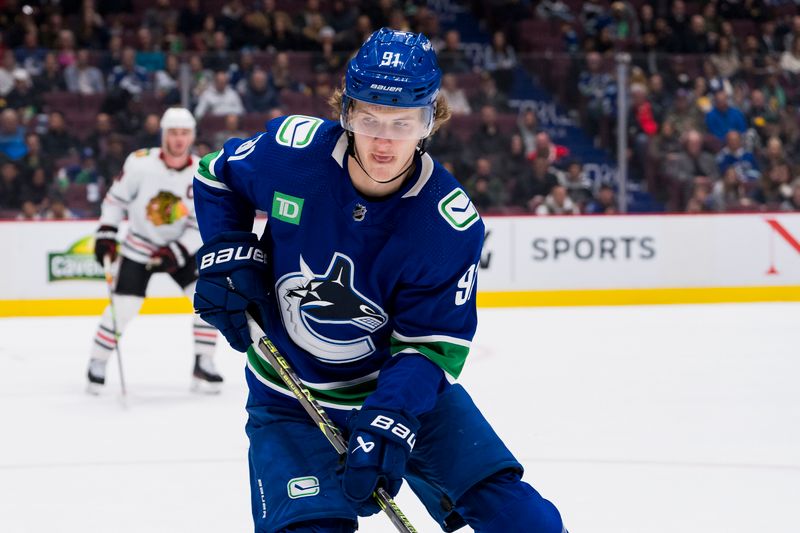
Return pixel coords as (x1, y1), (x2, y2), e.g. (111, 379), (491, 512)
(102, 255), (128, 400)
(246, 314), (417, 533)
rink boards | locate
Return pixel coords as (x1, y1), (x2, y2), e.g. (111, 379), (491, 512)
(1, 213), (799, 316)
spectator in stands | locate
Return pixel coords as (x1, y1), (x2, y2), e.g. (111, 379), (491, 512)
(530, 131), (569, 164)
(439, 73), (471, 116)
(782, 179), (800, 211)
(584, 183), (617, 214)
(64, 49), (104, 95)
(464, 157), (506, 212)
(85, 113), (114, 159)
(498, 134), (530, 186)
(781, 15), (800, 53)
(647, 73), (671, 124)
(0, 108), (27, 161)
(607, 1), (640, 46)
(580, 0), (610, 38)
(536, 184), (580, 216)
(437, 29), (471, 74)
(664, 89), (704, 137)
(41, 110), (80, 159)
(4, 69), (40, 120)
(21, 166), (51, 213)
(135, 27), (165, 74)
(212, 114), (248, 148)
(107, 47), (149, 96)
(710, 36), (741, 81)
(0, 161), (22, 209)
(269, 52), (304, 94)
(337, 14), (374, 52)
(752, 162), (792, 209)
(56, 29), (77, 68)
(470, 73), (509, 112)
(664, 129), (718, 210)
(16, 199), (41, 220)
(578, 51), (616, 147)
(469, 104), (509, 160)
(740, 34), (770, 81)
(97, 134), (127, 181)
(154, 53), (181, 106)
(205, 31), (237, 73)
(709, 166), (753, 212)
(134, 114), (161, 149)
(759, 136), (788, 171)
(558, 159), (593, 211)
(143, 0), (179, 42)
(0, 50), (18, 97)
(646, 120), (682, 201)
(43, 195), (76, 220)
(271, 11), (304, 52)
(425, 119), (465, 178)
(705, 89), (747, 141)
(536, 0), (574, 23)
(188, 53), (212, 106)
(98, 35), (123, 76)
(520, 155), (559, 212)
(178, 0), (205, 39)
(76, 3), (109, 49)
(312, 26), (345, 75)
(328, 0), (358, 33)
(15, 28), (46, 78)
(19, 132), (52, 179)
(516, 108), (540, 156)
(482, 31), (517, 93)
(746, 89), (779, 144)
(779, 36), (800, 81)
(194, 70), (244, 120)
(717, 130), (760, 183)
(760, 71), (786, 112)
(243, 68), (279, 114)
(685, 182), (713, 213)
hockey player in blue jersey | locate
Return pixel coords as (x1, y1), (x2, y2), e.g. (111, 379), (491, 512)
(192, 28), (566, 532)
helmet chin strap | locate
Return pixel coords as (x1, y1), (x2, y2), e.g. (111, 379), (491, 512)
(346, 132), (423, 185)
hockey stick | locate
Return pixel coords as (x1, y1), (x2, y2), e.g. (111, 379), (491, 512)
(246, 314), (417, 533)
(102, 255), (128, 400)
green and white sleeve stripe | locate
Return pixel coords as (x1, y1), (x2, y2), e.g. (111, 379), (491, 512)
(390, 332), (471, 380)
(195, 150), (231, 191)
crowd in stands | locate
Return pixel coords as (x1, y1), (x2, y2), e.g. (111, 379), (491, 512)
(1, 0), (800, 220)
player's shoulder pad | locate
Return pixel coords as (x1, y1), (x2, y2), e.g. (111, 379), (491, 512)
(426, 161), (482, 234)
(267, 114), (340, 151)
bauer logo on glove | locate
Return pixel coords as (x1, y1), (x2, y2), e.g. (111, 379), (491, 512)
(199, 246), (267, 270)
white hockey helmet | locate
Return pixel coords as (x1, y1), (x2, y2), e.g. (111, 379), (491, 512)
(160, 107), (196, 133)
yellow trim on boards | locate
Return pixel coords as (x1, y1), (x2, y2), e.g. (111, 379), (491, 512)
(1, 286), (800, 317)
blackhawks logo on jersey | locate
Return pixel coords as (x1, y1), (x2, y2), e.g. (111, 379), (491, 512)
(276, 253), (388, 364)
(146, 190), (188, 226)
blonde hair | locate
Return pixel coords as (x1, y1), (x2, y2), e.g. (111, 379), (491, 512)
(328, 88), (452, 136)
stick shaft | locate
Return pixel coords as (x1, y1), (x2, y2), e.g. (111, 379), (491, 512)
(102, 255), (127, 397)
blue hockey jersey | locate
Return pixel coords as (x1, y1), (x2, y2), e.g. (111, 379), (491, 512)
(194, 116), (484, 412)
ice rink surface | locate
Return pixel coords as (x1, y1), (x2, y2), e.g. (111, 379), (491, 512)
(1, 303), (799, 533)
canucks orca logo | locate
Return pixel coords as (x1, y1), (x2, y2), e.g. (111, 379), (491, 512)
(276, 253), (388, 363)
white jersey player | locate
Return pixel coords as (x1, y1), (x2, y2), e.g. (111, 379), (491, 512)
(87, 107), (221, 394)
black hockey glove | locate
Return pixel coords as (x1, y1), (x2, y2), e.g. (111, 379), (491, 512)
(94, 225), (118, 265)
(341, 408), (420, 517)
(148, 242), (189, 273)
(193, 231), (271, 352)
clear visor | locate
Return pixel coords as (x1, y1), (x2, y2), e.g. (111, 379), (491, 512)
(341, 98), (434, 140)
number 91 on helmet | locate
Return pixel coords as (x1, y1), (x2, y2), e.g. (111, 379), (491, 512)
(340, 28), (442, 141)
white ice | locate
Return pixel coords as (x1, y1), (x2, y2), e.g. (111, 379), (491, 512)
(1, 303), (798, 532)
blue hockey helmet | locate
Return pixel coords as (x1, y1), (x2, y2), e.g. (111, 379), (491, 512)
(341, 28), (442, 139)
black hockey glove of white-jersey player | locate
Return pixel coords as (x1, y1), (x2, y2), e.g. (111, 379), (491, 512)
(193, 231), (271, 352)
(148, 242), (189, 273)
(94, 225), (118, 265)
(342, 407), (420, 517)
